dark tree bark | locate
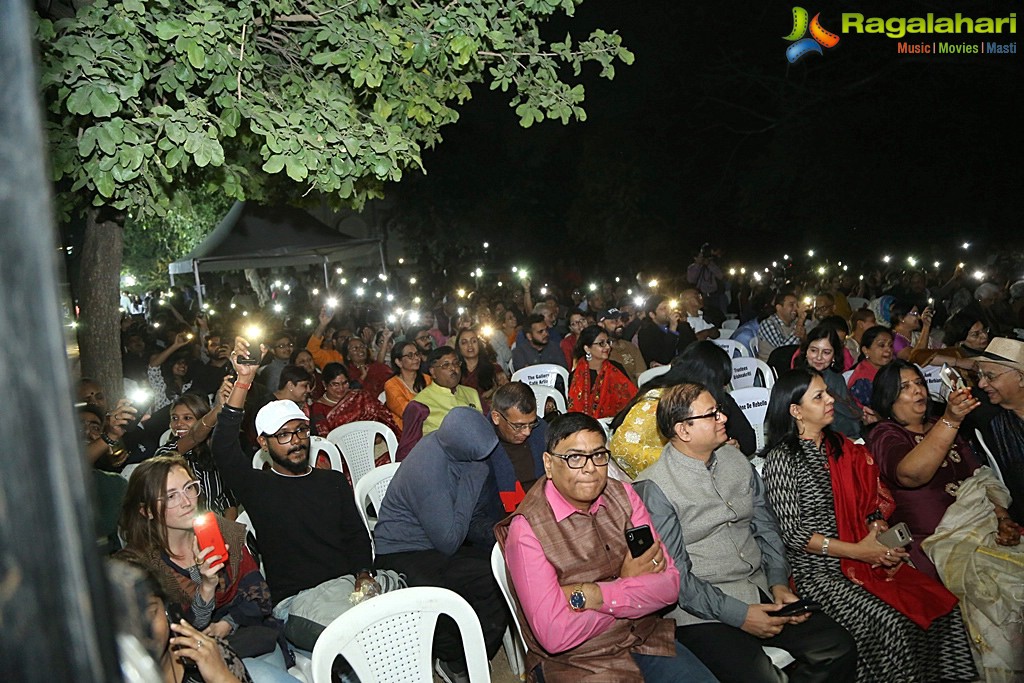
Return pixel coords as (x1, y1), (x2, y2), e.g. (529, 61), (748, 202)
(77, 208), (124, 398)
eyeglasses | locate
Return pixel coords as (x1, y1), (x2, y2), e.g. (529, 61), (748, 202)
(274, 342), (294, 349)
(591, 339), (612, 348)
(497, 411), (540, 433)
(161, 481), (202, 508)
(979, 368), (1020, 383)
(683, 405), (725, 422)
(433, 359), (461, 371)
(548, 449), (611, 469)
(966, 328), (990, 339)
(270, 425), (311, 444)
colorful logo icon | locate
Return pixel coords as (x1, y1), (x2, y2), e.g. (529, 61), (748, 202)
(783, 7), (840, 63)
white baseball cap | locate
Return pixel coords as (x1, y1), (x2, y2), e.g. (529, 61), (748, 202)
(255, 400), (308, 436)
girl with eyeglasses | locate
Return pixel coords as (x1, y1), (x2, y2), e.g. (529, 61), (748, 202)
(567, 325), (636, 419)
(118, 456), (296, 683)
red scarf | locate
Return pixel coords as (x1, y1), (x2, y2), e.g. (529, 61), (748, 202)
(827, 438), (958, 629)
(568, 358), (635, 419)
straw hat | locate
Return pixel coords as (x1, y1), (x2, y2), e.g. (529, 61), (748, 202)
(978, 338), (1024, 373)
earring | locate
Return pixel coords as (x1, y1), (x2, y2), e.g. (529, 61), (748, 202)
(585, 352), (592, 361)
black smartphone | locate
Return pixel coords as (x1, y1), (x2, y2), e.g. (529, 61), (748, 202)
(625, 524), (655, 558)
(166, 603), (203, 680)
(236, 355), (260, 365)
(768, 598), (822, 617)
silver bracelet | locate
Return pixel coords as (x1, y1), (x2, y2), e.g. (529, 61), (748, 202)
(940, 418), (961, 430)
(820, 537), (830, 556)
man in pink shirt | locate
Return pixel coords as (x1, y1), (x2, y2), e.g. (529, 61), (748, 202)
(494, 413), (715, 682)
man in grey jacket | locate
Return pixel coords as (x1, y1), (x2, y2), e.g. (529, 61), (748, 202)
(373, 407), (507, 683)
(634, 383), (856, 683)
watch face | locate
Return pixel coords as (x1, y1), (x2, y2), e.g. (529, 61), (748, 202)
(569, 590), (586, 611)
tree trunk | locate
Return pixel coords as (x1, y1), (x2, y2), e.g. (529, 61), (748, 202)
(245, 267), (270, 308)
(77, 208), (124, 399)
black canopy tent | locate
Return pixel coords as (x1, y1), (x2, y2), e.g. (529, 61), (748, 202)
(167, 201), (385, 307)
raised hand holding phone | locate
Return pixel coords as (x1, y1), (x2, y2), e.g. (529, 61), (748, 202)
(193, 512), (229, 569)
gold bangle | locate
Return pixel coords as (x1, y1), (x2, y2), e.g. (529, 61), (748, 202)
(940, 418), (960, 430)
(199, 415), (215, 429)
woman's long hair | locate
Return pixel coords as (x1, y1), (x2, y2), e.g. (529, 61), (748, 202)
(118, 455), (199, 557)
(455, 328), (499, 392)
(573, 324), (606, 360)
(796, 325), (844, 374)
(610, 340), (731, 430)
(765, 368), (844, 458)
(389, 344), (427, 392)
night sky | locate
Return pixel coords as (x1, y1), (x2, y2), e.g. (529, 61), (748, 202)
(388, 0), (1021, 274)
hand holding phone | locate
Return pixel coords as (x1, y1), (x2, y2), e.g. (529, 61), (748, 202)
(768, 598), (822, 617)
(626, 525), (655, 558)
(193, 513), (228, 569)
(877, 522), (912, 549)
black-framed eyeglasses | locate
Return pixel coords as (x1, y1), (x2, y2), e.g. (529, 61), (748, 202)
(160, 481), (202, 508)
(497, 411), (540, 433)
(548, 449), (611, 469)
(684, 405), (725, 422)
(591, 339), (612, 348)
(270, 425), (311, 444)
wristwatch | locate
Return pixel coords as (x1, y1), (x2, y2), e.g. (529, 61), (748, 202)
(568, 584), (586, 612)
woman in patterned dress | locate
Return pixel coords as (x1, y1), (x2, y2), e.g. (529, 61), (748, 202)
(761, 368), (977, 682)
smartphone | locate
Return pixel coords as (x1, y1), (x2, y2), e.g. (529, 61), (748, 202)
(940, 364), (966, 392)
(193, 512), (228, 568)
(768, 598), (822, 617)
(625, 524), (655, 558)
(166, 603), (203, 679)
(235, 355), (260, 365)
(877, 522), (913, 549)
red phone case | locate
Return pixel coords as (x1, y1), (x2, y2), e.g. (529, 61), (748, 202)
(193, 513), (228, 568)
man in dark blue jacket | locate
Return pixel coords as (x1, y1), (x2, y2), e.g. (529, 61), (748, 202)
(487, 382), (547, 513)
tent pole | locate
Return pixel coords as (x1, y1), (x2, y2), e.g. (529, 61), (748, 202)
(322, 258), (329, 290)
(192, 259), (203, 309)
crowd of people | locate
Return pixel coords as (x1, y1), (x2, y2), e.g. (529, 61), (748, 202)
(78, 245), (1024, 682)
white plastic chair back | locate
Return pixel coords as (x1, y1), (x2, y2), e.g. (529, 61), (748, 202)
(530, 385), (567, 417)
(842, 369), (854, 384)
(722, 319), (740, 331)
(119, 463), (140, 481)
(731, 357), (775, 390)
(730, 387), (772, 451)
(713, 338), (751, 359)
(718, 329), (734, 339)
(310, 435), (344, 472)
(490, 545), (528, 678)
(847, 297), (869, 311)
(510, 363), (569, 390)
(637, 365), (671, 388)
(252, 449), (271, 469)
(353, 461), (400, 536)
(310, 587), (491, 683)
(326, 421), (399, 487)
(159, 429), (174, 446)
(748, 335), (760, 357)
(235, 510), (262, 572)
(975, 429), (1005, 485)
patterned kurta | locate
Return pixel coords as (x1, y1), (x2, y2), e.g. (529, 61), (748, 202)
(762, 438), (976, 682)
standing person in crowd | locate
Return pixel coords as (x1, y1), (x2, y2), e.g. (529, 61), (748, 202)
(687, 243), (727, 313)
(756, 291), (807, 363)
(567, 325), (635, 419)
(637, 295), (695, 367)
(455, 327), (507, 412)
(383, 341), (431, 429)
(761, 368), (977, 682)
(148, 331), (195, 412)
(975, 338), (1024, 521)
(306, 308), (345, 369)
(158, 391), (237, 519)
(560, 311), (587, 367)
(635, 384), (857, 683)
(373, 408), (507, 683)
(794, 326), (868, 439)
(512, 314), (569, 372)
(678, 287), (719, 341)
(495, 412), (716, 682)
(415, 346), (483, 435)
(597, 308), (647, 385)
(890, 300), (934, 361)
(117, 456), (295, 683)
(846, 325), (894, 409)
(341, 336), (393, 399)
(310, 363), (399, 463)
(256, 332), (295, 394)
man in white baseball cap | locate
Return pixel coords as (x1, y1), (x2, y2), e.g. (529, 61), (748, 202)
(254, 399), (310, 474)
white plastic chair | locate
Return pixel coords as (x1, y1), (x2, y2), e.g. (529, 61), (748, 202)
(325, 421), (399, 487)
(353, 461), (400, 536)
(311, 435), (344, 471)
(748, 335), (760, 358)
(722, 319), (740, 331)
(975, 429), (1006, 485)
(718, 328), (734, 339)
(713, 338), (752, 359)
(530, 385), (567, 418)
(847, 296), (868, 310)
(252, 449), (272, 469)
(310, 587), (491, 683)
(731, 357), (775, 390)
(730, 387), (772, 451)
(637, 364), (671, 387)
(510, 363), (569, 390)
(490, 545), (528, 680)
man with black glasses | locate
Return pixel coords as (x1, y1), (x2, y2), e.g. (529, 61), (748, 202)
(211, 337), (378, 643)
(634, 383), (856, 683)
(487, 382), (547, 512)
